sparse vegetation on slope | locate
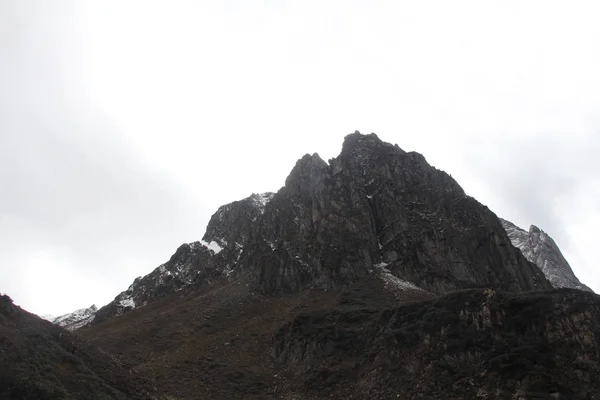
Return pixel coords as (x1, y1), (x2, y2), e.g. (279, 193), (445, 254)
(0, 294), (162, 400)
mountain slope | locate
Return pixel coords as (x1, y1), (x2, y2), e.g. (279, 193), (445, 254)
(79, 276), (600, 399)
(275, 286), (600, 399)
(0, 294), (162, 400)
(501, 218), (593, 292)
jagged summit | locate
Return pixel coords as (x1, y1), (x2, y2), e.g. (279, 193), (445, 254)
(77, 132), (552, 327)
(284, 152), (328, 195)
(340, 131), (403, 158)
(500, 218), (593, 292)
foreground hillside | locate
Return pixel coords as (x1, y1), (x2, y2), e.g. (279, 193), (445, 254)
(78, 277), (600, 399)
(4, 279), (600, 399)
(0, 294), (161, 400)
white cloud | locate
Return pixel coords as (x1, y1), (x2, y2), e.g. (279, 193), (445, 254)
(1, 0), (599, 314)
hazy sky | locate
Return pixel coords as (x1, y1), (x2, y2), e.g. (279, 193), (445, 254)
(1, 0), (599, 316)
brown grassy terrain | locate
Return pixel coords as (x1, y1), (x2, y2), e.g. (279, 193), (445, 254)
(80, 276), (600, 400)
(80, 276), (432, 399)
(6, 276), (600, 399)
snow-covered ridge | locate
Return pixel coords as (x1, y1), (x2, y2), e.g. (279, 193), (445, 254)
(51, 304), (98, 331)
(500, 218), (593, 292)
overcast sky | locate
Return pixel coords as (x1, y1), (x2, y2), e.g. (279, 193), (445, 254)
(1, 0), (599, 316)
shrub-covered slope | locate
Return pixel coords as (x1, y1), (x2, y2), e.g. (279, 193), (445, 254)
(0, 294), (161, 400)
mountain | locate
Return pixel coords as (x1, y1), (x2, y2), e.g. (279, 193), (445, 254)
(90, 132), (550, 325)
(51, 304), (98, 331)
(29, 131), (600, 398)
(0, 294), (162, 399)
(501, 218), (593, 292)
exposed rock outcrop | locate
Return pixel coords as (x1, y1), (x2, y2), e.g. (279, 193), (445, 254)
(274, 287), (600, 399)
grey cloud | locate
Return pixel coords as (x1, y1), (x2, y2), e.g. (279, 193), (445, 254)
(463, 135), (600, 251)
(0, 1), (207, 312)
(0, 107), (206, 311)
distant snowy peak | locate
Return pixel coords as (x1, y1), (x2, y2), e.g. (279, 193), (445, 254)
(52, 304), (98, 331)
(500, 218), (593, 292)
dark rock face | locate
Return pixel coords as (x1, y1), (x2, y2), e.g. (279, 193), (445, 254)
(0, 294), (160, 399)
(203, 192), (275, 249)
(501, 218), (593, 292)
(90, 132), (550, 325)
(274, 287), (600, 399)
(206, 132), (550, 294)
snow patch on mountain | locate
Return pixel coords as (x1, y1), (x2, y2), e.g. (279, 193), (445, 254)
(200, 240), (223, 254)
(118, 296), (135, 309)
(375, 262), (423, 295)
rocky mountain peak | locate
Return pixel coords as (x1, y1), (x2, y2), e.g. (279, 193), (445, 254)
(284, 153), (328, 196)
(202, 192), (275, 250)
(340, 131), (400, 157)
(500, 218), (593, 292)
(0, 293), (15, 316)
(79, 132), (551, 326)
(231, 132), (548, 294)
